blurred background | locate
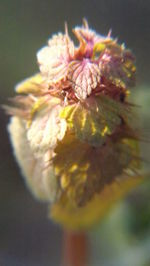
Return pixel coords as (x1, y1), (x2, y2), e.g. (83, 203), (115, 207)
(0, 0), (150, 265)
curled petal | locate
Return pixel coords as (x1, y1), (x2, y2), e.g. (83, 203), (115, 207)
(73, 22), (113, 58)
(73, 25), (109, 46)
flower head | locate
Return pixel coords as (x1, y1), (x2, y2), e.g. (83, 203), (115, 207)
(37, 19), (135, 102)
(6, 20), (142, 230)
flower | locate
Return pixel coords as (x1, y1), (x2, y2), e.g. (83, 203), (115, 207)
(6, 19), (143, 230)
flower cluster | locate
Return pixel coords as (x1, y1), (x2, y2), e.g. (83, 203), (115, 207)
(6, 20), (142, 230)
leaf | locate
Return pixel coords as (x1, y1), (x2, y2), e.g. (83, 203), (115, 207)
(99, 46), (136, 89)
(37, 33), (74, 84)
(27, 99), (67, 156)
(53, 132), (137, 208)
(67, 60), (100, 100)
(51, 173), (144, 230)
(15, 73), (44, 94)
(8, 117), (59, 202)
(60, 95), (132, 146)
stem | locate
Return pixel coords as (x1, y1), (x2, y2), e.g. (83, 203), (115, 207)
(63, 230), (88, 266)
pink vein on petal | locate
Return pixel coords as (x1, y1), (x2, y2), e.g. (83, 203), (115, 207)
(68, 59), (100, 100)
